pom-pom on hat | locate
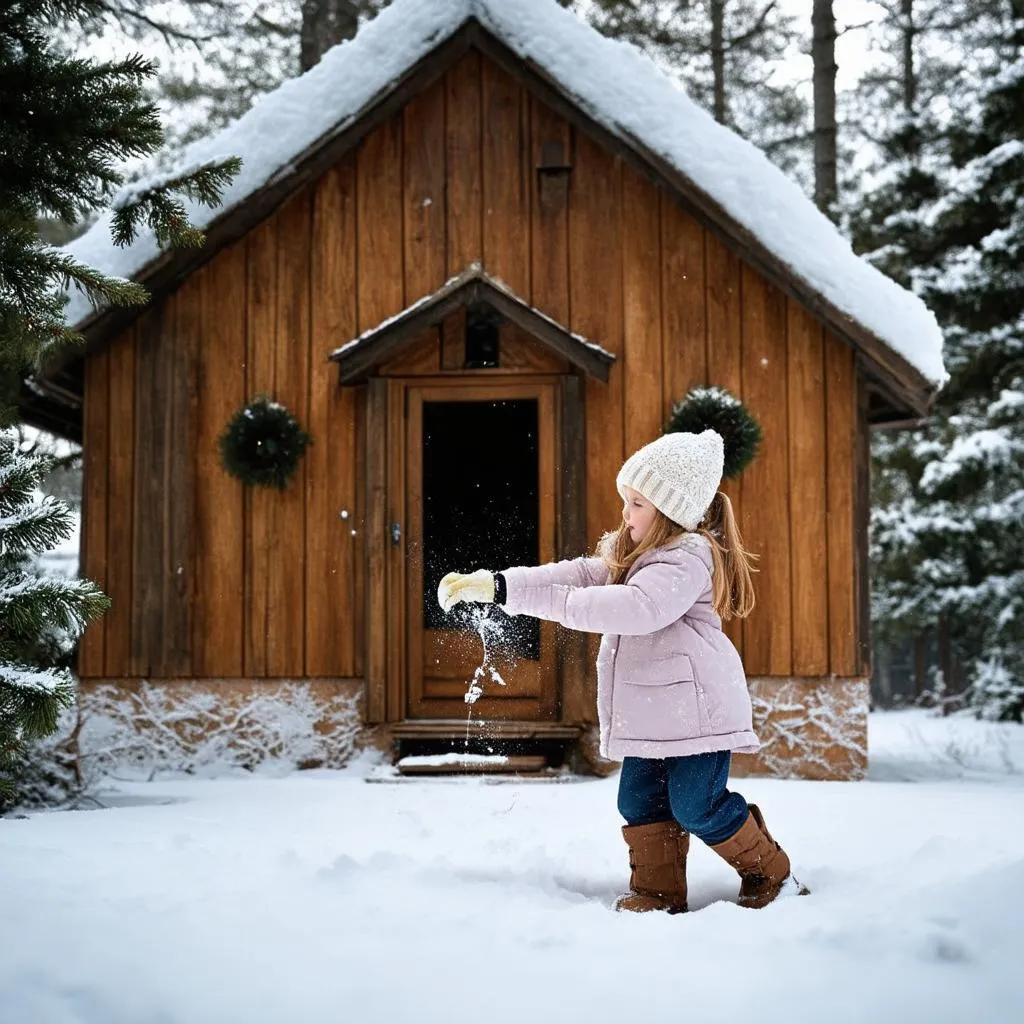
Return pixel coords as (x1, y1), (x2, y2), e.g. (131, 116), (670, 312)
(616, 430), (724, 530)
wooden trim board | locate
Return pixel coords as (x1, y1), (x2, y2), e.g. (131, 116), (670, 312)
(331, 267), (615, 383)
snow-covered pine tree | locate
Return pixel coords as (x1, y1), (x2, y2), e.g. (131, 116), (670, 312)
(0, 432), (109, 804)
(843, 0), (960, 691)
(861, 0), (1024, 720)
(843, 0), (986, 278)
(0, 0), (241, 803)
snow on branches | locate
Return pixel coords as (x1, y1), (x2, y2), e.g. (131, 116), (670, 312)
(13, 681), (364, 810)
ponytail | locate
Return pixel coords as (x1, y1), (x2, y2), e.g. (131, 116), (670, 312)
(697, 491), (758, 620)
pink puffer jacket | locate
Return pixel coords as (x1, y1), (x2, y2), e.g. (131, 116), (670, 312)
(501, 534), (760, 760)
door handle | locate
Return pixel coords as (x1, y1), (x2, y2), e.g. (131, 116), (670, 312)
(391, 522), (402, 546)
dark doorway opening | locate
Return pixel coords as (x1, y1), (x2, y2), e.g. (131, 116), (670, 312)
(422, 399), (540, 659)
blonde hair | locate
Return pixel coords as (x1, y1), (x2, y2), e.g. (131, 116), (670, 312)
(596, 491), (758, 620)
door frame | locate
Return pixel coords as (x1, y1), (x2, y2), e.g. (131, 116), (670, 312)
(406, 379), (557, 720)
(362, 373), (587, 725)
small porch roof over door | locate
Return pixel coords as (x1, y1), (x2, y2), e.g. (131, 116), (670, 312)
(329, 266), (616, 383)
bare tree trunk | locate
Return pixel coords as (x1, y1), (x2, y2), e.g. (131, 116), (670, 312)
(896, 0), (921, 163)
(937, 616), (952, 716)
(811, 0), (838, 214)
(900, 0), (917, 113)
(300, 0), (360, 73)
(710, 0), (728, 123)
(876, 644), (892, 707)
(914, 633), (927, 702)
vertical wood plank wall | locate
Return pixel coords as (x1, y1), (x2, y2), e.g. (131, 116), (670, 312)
(77, 49), (862, 689)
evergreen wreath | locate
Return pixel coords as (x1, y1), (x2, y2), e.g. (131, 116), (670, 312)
(665, 386), (762, 479)
(218, 396), (312, 489)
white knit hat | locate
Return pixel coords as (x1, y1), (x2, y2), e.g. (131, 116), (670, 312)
(616, 430), (724, 530)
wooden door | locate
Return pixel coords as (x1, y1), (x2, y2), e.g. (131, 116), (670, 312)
(404, 381), (559, 720)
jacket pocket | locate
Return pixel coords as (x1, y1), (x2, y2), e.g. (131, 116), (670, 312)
(619, 654), (695, 685)
(613, 655), (701, 742)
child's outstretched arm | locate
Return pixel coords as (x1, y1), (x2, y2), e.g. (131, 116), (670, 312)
(498, 556), (608, 592)
(437, 557), (607, 614)
(501, 554), (710, 636)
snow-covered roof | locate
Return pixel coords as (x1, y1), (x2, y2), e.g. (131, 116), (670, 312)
(63, 0), (947, 389)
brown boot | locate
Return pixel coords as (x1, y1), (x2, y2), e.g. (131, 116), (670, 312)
(709, 804), (810, 909)
(615, 820), (689, 914)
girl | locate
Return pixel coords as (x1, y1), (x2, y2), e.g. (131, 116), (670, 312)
(437, 429), (809, 914)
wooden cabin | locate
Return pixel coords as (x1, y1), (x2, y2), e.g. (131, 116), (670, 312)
(24, 0), (944, 780)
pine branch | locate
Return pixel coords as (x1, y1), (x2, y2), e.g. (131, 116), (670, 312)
(1, 1), (107, 27)
(836, 20), (874, 37)
(0, 662), (74, 701)
(109, 156), (243, 248)
(251, 12), (300, 38)
(93, 0), (225, 49)
(0, 574), (110, 645)
(0, 500), (74, 557)
(725, 0), (781, 51)
(760, 129), (815, 155)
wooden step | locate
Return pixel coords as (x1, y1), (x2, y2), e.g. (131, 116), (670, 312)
(389, 720), (581, 741)
(396, 753), (548, 776)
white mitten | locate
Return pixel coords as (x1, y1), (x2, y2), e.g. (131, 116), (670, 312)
(437, 569), (495, 612)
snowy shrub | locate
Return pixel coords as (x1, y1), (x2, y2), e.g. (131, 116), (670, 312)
(747, 679), (869, 780)
(970, 658), (1024, 724)
(11, 681), (363, 810)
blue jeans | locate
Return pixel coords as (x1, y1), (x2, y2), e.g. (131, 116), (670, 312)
(617, 752), (749, 845)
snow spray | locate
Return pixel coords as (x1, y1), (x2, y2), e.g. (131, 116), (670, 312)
(461, 604), (507, 749)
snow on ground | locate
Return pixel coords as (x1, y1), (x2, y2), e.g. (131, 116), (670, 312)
(2, 710), (1022, 1024)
